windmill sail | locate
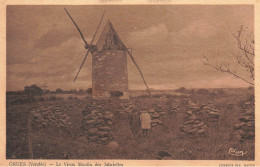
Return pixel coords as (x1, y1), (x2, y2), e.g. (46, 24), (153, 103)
(73, 11), (106, 83)
(64, 8), (89, 47)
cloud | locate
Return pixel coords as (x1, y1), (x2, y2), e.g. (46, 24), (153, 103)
(34, 29), (74, 49)
(176, 19), (217, 39)
(127, 23), (169, 49)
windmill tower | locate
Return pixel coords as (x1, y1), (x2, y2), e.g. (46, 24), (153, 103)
(65, 9), (150, 99)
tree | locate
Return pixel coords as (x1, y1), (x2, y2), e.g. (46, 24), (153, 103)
(203, 25), (254, 85)
(196, 88), (209, 94)
(56, 88), (64, 94)
(78, 89), (84, 94)
(24, 84), (43, 96)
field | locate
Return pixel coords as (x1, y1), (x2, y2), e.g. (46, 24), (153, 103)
(6, 88), (255, 160)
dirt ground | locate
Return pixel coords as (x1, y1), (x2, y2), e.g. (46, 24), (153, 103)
(6, 88), (254, 160)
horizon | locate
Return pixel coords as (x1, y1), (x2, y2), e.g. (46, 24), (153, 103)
(6, 85), (252, 92)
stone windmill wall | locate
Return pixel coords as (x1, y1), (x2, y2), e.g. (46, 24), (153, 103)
(92, 20), (129, 99)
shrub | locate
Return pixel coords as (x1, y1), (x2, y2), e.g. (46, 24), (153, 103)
(196, 88), (209, 94)
(55, 88), (63, 94)
(175, 87), (187, 93)
(86, 88), (92, 94)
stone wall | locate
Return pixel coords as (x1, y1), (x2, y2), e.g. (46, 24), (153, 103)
(92, 50), (129, 99)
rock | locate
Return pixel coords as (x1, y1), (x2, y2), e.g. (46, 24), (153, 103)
(97, 131), (109, 137)
(186, 115), (197, 120)
(157, 150), (172, 159)
(88, 135), (98, 142)
(247, 121), (254, 127)
(103, 113), (113, 120)
(196, 128), (206, 134)
(234, 122), (246, 129)
(151, 119), (160, 123)
(245, 109), (253, 115)
(186, 128), (197, 133)
(148, 109), (155, 113)
(239, 116), (253, 122)
(190, 106), (199, 111)
(186, 110), (193, 115)
(192, 122), (204, 128)
(227, 103), (234, 109)
(85, 119), (96, 125)
(82, 109), (91, 116)
(98, 126), (110, 131)
(180, 125), (192, 132)
(96, 113), (103, 118)
(151, 113), (160, 119)
(107, 141), (119, 150)
(183, 120), (195, 125)
(151, 123), (159, 127)
(107, 120), (113, 125)
(88, 128), (98, 135)
(159, 112), (167, 115)
(100, 137), (109, 142)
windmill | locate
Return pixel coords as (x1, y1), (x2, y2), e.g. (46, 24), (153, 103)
(64, 8), (150, 99)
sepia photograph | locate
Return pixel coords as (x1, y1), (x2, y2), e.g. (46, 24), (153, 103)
(5, 4), (255, 161)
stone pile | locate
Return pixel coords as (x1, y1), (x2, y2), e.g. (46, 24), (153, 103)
(231, 101), (255, 141)
(188, 102), (200, 114)
(82, 101), (97, 116)
(81, 109), (114, 144)
(242, 101), (254, 110)
(180, 110), (207, 136)
(154, 104), (167, 115)
(199, 103), (220, 122)
(30, 105), (72, 130)
(169, 103), (180, 114)
(227, 103), (234, 109)
(148, 109), (162, 127)
(125, 104), (135, 113)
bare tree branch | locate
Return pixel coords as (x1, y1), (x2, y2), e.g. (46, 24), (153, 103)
(203, 25), (254, 86)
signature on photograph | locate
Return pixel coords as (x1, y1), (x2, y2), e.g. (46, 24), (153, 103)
(229, 148), (247, 157)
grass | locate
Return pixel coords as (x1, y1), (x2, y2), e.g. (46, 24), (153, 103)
(6, 88), (254, 160)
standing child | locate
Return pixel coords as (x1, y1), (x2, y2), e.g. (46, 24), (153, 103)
(140, 110), (151, 137)
(129, 112), (140, 138)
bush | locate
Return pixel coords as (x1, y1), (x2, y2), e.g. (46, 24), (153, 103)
(86, 88), (92, 94)
(68, 96), (73, 100)
(55, 88), (63, 94)
(196, 88), (209, 94)
(175, 87), (187, 93)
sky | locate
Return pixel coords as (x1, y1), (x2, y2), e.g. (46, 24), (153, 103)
(6, 5), (254, 91)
